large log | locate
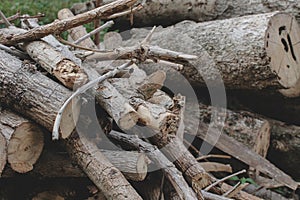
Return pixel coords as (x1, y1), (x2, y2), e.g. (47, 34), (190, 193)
(71, 0), (300, 27)
(123, 12), (300, 97)
(0, 109), (44, 173)
(0, 50), (80, 139)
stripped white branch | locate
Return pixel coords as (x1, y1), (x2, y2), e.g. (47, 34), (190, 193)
(204, 169), (247, 191)
(0, 10), (12, 27)
(73, 20), (114, 45)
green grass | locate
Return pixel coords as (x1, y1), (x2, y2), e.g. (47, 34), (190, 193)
(0, 0), (111, 40)
(0, 0), (85, 25)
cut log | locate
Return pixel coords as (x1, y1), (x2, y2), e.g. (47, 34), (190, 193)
(101, 150), (149, 181)
(123, 12), (300, 97)
(0, 50), (81, 139)
(184, 102), (298, 190)
(0, 0), (137, 45)
(57, 8), (97, 49)
(72, 0), (300, 27)
(0, 109), (44, 173)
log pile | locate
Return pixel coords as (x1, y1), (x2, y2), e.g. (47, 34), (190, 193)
(0, 0), (300, 199)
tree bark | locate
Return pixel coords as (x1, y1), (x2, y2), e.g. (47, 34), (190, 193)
(71, 0), (300, 27)
(0, 109), (44, 173)
(123, 12), (300, 97)
(0, 50), (81, 139)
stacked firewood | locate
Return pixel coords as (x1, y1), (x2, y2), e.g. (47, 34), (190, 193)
(0, 0), (300, 199)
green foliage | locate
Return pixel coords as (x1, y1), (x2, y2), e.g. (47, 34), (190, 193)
(229, 176), (258, 187)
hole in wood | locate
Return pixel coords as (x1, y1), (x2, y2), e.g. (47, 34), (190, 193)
(279, 26), (286, 35)
(287, 34), (297, 61)
(281, 38), (289, 52)
(287, 65), (290, 68)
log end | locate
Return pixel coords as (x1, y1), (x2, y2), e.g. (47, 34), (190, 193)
(253, 121), (271, 158)
(7, 122), (44, 173)
(266, 13), (300, 97)
(118, 104), (139, 130)
(54, 59), (88, 89)
(0, 133), (7, 176)
(132, 153), (149, 181)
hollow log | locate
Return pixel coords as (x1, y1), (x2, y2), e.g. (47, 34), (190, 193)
(57, 8), (97, 49)
(71, 0), (300, 27)
(123, 12), (300, 97)
(0, 50), (80, 139)
(0, 109), (44, 173)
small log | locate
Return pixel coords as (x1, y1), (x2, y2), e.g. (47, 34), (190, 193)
(184, 102), (298, 190)
(0, 50), (81, 139)
(0, 0), (137, 45)
(57, 8), (97, 49)
(101, 150), (149, 181)
(72, 0), (300, 27)
(66, 132), (142, 200)
(0, 27), (88, 89)
(0, 109), (44, 173)
(123, 12), (300, 97)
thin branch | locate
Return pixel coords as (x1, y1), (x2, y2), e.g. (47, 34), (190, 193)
(204, 169), (247, 192)
(0, 0), (137, 45)
(0, 12), (45, 25)
(74, 20), (114, 45)
(52, 60), (133, 140)
(94, 0), (103, 46)
(196, 154), (231, 161)
(222, 182), (241, 197)
(0, 10), (12, 27)
(105, 4), (143, 20)
(141, 26), (156, 45)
